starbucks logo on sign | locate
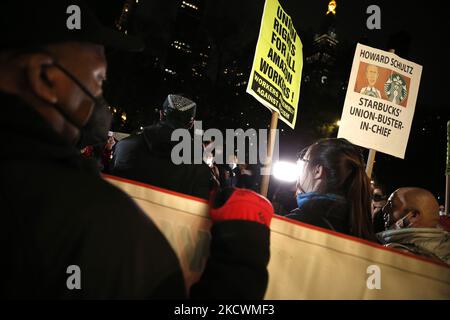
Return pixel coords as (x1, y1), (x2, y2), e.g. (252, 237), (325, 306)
(384, 73), (408, 105)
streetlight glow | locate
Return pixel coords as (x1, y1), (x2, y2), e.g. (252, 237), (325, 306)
(273, 161), (301, 182)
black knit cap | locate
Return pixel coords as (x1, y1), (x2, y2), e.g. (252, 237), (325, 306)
(162, 94), (197, 127)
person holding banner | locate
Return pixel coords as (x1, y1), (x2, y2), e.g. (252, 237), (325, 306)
(286, 138), (376, 241)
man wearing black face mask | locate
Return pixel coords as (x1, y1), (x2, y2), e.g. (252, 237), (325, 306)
(0, 0), (272, 300)
(48, 60), (113, 149)
(0, 0), (189, 299)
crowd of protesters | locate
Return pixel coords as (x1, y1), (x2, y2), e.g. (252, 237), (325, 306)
(102, 100), (450, 265)
(107, 109), (449, 264)
(1, 0), (449, 301)
(1, 0), (272, 299)
(110, 110), (449, 263)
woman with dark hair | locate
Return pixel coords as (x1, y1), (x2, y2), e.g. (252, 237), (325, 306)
(286, 138), (377, 241)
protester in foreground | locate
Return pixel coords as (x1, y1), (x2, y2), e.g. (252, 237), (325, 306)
(0, 0), (272, 299)
(286, 138), (376, 241)
(378, 187), (450, 264)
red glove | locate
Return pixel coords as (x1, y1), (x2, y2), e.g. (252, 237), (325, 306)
(209, 188), (274, 228)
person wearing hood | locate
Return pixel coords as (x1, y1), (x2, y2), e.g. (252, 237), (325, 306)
(112, 94), (212, 200)
(378, 187), (450, 265)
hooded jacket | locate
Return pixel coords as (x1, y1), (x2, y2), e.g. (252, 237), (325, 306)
(377, 228), (450, 265)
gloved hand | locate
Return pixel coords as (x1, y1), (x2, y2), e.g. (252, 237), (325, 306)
(209, 188), (274, 228)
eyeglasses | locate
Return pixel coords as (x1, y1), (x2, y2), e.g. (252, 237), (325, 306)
(372, 194), (387, 202)
(296, 148), (310, 163)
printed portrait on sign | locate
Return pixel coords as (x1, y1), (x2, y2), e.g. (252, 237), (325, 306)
(360, 64), (381, 98)
(354, 62), (411, 107)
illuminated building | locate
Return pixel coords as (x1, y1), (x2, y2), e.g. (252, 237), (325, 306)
(326, 0), (337, 15)
(222, 60), (249, 96)
(304, 0), (339, 89)
(164, 0), (204, 80)
(115, 0), (139, 34)
(191, 43), (211, 80)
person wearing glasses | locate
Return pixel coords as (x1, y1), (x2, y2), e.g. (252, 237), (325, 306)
(286, 138), (377, 242)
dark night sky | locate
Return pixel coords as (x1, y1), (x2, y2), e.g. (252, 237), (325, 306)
(134, 0), (450, 109)
(98, 0), (449, 200)
(283, 0), (449, 110)
(213, 0), (450, 109)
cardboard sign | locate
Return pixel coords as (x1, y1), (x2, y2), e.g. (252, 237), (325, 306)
(247, 0), (303, 129)
(338, 43), (422, 158)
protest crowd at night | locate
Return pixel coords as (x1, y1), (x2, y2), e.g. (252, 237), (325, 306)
(1, 0), (449, 305)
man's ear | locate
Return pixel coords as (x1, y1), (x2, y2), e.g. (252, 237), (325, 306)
(26, 54), (58, 104)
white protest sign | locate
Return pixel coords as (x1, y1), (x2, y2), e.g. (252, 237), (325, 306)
(338, 43), (422, 159)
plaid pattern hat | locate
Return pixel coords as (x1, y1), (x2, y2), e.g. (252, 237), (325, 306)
(162, 94), (197, 126)
(163, 94), (196, 115)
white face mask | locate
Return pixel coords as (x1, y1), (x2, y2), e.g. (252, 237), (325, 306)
(390, 212), (414, 230)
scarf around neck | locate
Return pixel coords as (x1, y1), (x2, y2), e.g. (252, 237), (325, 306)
(296, 192), (346, 209)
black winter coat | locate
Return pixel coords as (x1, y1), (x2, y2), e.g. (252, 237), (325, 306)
(0, 92), (270, 299)
(0, 93), (185, 299)
(112, 123), (211, 200)
(286, 194), (350, 235)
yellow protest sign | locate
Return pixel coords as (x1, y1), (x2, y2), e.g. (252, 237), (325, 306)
(247, 0), (303, 129)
